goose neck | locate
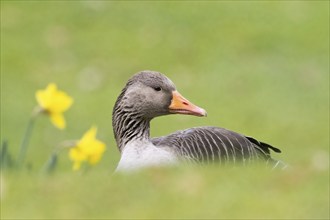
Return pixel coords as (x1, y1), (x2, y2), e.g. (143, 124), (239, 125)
(113, 111), (151, 152)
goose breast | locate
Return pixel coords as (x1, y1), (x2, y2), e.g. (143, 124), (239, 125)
(115, 139), (179, 171)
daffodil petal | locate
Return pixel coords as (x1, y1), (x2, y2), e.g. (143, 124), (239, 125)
(86, 142), (106, 165)
(35, 83), (57, 109)
(70, 126), (106, 169)
(80, 140), (105, 155)
(36, 91), (48, 109)
(92, 141), (106, 154)
(50, 113), (66, 129)
(35, 83), (73, 115)
(88, 154), (102, 165)
(48, 91), (73, 113)
(79, 126), (97, 145)
(69, 147), (86, 161)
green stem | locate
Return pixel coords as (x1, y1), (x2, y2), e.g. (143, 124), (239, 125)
(1, 140), (8, 168)
(42, 152), (58, 174)
(17, 108), (40, 167)
(41, 140), (77, 174)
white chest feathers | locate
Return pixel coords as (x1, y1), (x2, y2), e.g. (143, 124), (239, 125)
(115, 140), (178, 172)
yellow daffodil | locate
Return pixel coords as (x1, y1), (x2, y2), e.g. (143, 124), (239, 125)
(69, 126), (106, 171)
(35, 83), (73, 129)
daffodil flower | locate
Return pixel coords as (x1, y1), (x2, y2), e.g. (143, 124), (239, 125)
(35, 83), (73, 129)
(69, 126), (106, 171)
(18, 83), (73, 166)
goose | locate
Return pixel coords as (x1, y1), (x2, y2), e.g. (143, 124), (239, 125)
(113, 70), (284, 171)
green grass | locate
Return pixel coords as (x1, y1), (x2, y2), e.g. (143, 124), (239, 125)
(1, 166), (329, 219)
(1, 1), (329, 219)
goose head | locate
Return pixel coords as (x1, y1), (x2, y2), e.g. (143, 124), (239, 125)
(114, 70), (207, 119)
(113, 70), (207, 150)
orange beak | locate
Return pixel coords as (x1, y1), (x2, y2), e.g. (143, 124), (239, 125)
(169, 91), (207, 117)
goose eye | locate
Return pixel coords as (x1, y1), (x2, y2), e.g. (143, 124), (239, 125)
(154, 87), (162, 92)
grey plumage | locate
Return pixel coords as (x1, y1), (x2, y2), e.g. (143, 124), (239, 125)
(152, 126), (281, 166)
(113, 70), (284, 170)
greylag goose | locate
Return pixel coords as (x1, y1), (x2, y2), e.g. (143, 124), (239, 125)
(113, 70), (284, 171)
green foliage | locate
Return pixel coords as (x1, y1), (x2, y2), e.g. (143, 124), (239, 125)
(1, 1), (329, 219)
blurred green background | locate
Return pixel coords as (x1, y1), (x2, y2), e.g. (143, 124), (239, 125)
(1, 1), (329, 219)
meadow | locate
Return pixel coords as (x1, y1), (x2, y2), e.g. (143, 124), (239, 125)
(1, 1), (329, 219)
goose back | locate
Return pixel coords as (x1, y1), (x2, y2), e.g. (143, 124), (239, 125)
(151, 126), (281, 165)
